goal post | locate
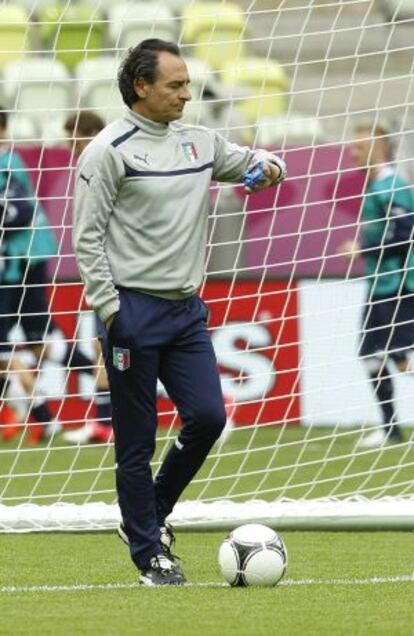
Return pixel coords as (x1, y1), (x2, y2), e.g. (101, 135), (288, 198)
(1, 0), (414, 533)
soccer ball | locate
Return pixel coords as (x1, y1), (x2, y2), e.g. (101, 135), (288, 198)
(218, 523), (287, 587)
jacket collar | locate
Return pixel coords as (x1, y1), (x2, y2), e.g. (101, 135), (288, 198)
(125, 108), (169, 137)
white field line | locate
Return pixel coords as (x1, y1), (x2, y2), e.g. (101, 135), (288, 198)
(0, 575), (413, 593)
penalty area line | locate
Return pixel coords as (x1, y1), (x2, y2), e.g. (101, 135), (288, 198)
(0, 575), (413, 593)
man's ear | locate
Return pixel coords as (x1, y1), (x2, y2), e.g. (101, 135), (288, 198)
(133, 78), (148, 99)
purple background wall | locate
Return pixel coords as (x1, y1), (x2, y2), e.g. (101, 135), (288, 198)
(236, 144), (366, 277)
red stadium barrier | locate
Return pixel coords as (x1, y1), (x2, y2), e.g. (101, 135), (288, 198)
(39, 280), (300, 428)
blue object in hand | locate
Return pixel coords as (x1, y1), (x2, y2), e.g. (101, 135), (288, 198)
(243, 161), (267, 190)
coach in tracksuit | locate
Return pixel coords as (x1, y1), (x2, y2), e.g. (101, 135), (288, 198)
(73, 39), (286, 586)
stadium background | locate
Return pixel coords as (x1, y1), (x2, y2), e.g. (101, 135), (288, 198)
(0, 4), (413, 634)
(2, 0), (414, 435)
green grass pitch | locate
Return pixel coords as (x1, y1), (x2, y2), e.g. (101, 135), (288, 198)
(1, 426), (413, 634)
(1, 531), (413, 635)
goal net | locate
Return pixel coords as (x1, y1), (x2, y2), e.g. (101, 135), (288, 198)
(1, 0), (414, 532)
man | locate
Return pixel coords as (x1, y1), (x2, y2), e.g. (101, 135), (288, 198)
(0, 107), (59, 439)
(0, 108), (96, 442)
(63, 110), (239, 445)
(73, 39), (286, 586)
(62, 111), (113, 444)
(341, 123), (414, 448)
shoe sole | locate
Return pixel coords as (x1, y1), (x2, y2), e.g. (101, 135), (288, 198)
(138, 574), (186, 586)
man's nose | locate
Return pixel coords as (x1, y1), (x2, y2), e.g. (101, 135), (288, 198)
(181, 87), (192, 101)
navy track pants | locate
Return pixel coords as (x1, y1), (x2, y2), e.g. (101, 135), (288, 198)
(98, 288), (226, 569)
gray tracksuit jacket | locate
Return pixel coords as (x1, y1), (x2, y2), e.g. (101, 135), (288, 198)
(73, 109), (286, 322)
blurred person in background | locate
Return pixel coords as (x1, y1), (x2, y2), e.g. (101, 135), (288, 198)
(0, 107), (59, 440)
(0, 107), (96, 443)
(340, 122), (414, 449)
(64, 111), (106, 158)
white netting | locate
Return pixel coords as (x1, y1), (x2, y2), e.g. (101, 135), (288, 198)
(0, 0), (413, 531)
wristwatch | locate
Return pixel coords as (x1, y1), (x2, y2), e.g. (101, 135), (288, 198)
(268, 155), (287, 185)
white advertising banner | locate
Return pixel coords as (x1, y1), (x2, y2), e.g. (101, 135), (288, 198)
(299, 279), (414, 427)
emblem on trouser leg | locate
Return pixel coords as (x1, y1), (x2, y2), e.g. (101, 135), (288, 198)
(113, 347), (130, 371)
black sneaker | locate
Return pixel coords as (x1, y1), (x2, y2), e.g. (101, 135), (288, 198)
(160, 523), (176, 558)
(160, 523), (186, 576)
(139, 554), (186, 586)
(118, 522), (181, 562)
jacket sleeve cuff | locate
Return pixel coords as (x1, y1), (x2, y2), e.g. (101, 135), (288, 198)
(98, 298), (120, 323)
(267, 154), (287, 184)
(248, 151), (287, 185)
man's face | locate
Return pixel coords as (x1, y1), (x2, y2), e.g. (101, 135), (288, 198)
(350, 131), (385, 169)
(133, 52), (191, 123)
